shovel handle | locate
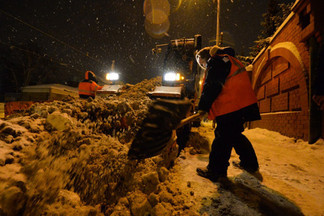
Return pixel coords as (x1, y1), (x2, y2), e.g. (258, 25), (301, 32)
(177, 113), (203, 129)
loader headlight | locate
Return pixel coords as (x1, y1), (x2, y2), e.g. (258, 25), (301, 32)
(106, 72), (119, 81)
(164, 72), (182, 81)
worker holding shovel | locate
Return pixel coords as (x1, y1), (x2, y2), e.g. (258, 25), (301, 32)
(195, 45), (262, 182)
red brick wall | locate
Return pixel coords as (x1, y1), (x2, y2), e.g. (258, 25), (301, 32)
(250, 1), (315, 141)
(251, 56), (309, 140)
(249, 112), (307, 139)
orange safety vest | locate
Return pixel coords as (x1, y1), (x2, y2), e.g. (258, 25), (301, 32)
(78, 80), (103, 97)
(205, 54), (257, 120)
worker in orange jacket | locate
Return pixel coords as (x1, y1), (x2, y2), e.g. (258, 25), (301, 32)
(195, 45), (261, 182)
(78, 71), (103, 99)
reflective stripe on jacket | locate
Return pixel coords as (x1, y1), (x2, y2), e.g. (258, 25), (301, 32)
(207, 54), (258, 120)
(78, 80), (103, 97)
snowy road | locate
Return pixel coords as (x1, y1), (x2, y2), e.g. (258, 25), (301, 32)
(168, 122), (324, 215)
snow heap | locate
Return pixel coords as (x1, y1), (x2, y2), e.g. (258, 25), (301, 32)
(0, 77), (191, 216)
(118, 77), (162, 99)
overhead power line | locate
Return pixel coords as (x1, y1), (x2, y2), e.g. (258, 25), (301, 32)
(0, 8), (108, 68)
(0, 40), (84, 72)
(0, 8), (136, 82)
(0, 40), (112, 84)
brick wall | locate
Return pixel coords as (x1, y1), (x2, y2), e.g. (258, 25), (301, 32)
(251, 55), (309, 140)
(249, 0), (320, 141)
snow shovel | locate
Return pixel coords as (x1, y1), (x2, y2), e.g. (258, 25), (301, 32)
(127, 98), (203, 160)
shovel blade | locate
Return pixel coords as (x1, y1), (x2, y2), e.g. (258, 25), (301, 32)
(128, 99), (191, 159)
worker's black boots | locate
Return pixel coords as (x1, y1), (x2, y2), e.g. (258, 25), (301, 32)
(196, 167), (227, 182)
(232, 160), (258, 173)
(232, 161), (263, 181)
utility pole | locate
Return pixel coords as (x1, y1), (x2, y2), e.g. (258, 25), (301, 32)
(216, 0), (220, 46)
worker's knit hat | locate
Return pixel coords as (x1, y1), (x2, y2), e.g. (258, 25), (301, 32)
(209, 45), (220, 57)
(210, 45), (235, 57)
(85, 71), (96, 80)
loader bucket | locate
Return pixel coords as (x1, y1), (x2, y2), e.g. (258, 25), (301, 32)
(97, 84), (123, 94)
(147, 86), (182, 98)
(128, 98), (191, 159)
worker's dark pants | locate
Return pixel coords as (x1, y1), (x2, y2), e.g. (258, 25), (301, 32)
(79, 94), (95, 99)
(207, 115), (259, 175)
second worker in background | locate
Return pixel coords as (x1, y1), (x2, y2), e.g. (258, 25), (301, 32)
(78, 70), (103, 99)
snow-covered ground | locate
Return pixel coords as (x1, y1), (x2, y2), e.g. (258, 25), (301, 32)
(172, 121), (324, 215)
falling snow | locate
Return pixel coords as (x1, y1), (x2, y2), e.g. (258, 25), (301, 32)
(0, 0), (295, 84)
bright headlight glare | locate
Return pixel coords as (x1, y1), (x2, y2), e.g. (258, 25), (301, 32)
(164, 72), (181, 81)
(106, 72), (119, 81)
(164, 72), (176, 81)
(176, 73), (180, 81)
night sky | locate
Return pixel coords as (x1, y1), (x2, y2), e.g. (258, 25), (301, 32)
(0, 0), (295, 84)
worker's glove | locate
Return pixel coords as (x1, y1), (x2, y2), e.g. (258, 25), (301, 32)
(198, 110), (208, 118)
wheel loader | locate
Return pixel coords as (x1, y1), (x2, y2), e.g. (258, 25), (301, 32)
(128, 35), (205, 159)
(148, 34), (203, 102)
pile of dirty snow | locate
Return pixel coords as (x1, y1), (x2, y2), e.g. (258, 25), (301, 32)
(0, 77), (185, 215)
